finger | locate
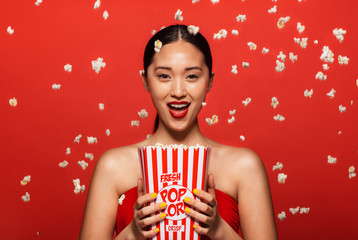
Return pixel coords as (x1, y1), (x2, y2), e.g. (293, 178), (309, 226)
(135, 192), (158, 210)
(137, 211), (167, 229)
(183, 197), (213, 216)
(207, 174), (216, 202)
(137, 178), (145, 198)
(137, 201), (167, 219)
(183, 206), (212, 225)
(193, 224), (209, 235)
(192, 188), (216, 208)
(141, 227), (160, 239)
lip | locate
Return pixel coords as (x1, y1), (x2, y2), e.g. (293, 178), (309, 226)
(167, 101), (190, 119)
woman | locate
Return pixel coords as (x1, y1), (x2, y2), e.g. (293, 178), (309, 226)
(79, 24), (278, 240)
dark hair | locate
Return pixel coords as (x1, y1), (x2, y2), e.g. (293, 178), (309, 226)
(142, 24), (213, 133)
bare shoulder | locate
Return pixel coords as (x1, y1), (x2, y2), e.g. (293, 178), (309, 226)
(93, 144), (142, 194)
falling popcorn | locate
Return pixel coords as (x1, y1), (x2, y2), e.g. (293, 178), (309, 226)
(304, 89), (313, 98)
(242, 62), (250, 68)
(229, 109), (236, 115)
(314, 40), (318, 44)
(22, 192), (30, 202)
(271, 97), (279, 109)
(228, 116), (235, 124)
(85, 153), (94, 161)
(297, 22), (305, 33)
(231, 65), (238, 74)
(206, 115), (218, 126)
(103, 10), (109, 20)
(78, 160), (89, 170)
(278, 173), (287, 183)
(192, 0), (200, 3)
(231, 29), (239, 35)
(262, 47), (270, 54)
(294, 37), (308, 49)
(289, 52), (298, 62)
(59, 160), (69, 168)
(21, 175), (31, 186)
(277, 16), (290, 28)
(326, 88), (335, 98)
(320, 46), (334, 63)
(7, 26), (14, 35)
(174, 9), (183, 21)
(154, 40), (162, 53)
(274, 114), (285, 121)
(349, 166), (356, 179)
(66, 147), (71, 155)
(247, 42), (257, 50)
(131, 120), (140, 127)
(92, 57), (106, 73)
(333, 28), (346, 43)
(315, 71), (327, 81)
(236, 14), (246, 22)
(268, 5), (277, 13)
(187, 25), (199, 35)
(35, 0), (43, 6)
(327, 155), (337, 164)
(277, 51), (286, 62)
(138, 109), (148, 119)
(289, 207), (300, 215)
(275, 60), (285, 72)
(9, 98), (17, 107)
(139, 69), (145, 76)
(213, 29), (227, 39)
(99, 103), (104, 110)
(277, 211), (286, 221)
(52, 83), (61, 90)
(73, 179), (85, 194)
(202, 102), (207, 106)
(240, 135), (245, 141)
(151, 30), (156, 35)
(87, 136), (97, 144)
(119, 194), (126, 205)
(242, 97), (251, 106)
(300, 208), (310, 214)
(322, 64), (329, 70)
(64, 64), (72, 72)
(338, 105), (346, 113)
(74, 134), (82, 143)
(106, 129), (110, 136)
(94, 0), (100, 9)
(211, 0), (219, 3)
(338, 55), (349, 65)
(272, 162), (283, 171)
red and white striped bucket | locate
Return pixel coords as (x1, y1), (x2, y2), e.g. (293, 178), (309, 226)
(138, 145), (210, 240)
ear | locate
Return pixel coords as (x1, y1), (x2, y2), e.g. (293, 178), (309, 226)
(141, 72), (150, 92)
(206, 73), (214, 93)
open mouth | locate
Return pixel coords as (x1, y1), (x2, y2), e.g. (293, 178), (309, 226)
(167, 102), (191, 118)
(167, 103), (191, 110)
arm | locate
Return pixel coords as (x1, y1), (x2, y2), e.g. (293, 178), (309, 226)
(236, 149), (278, 240)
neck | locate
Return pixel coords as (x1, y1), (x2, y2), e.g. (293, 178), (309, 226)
(151, 118), (207, 146)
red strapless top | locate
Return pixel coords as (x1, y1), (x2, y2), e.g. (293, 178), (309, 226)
(115, 187), (240, 239)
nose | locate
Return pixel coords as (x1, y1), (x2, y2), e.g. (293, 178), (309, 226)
(170, 78), (187, 99)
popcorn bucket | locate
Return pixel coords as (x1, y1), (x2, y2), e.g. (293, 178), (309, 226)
(138, 145), (210, 240)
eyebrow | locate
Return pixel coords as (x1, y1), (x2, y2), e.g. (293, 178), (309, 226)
(154, 66), (203, 71)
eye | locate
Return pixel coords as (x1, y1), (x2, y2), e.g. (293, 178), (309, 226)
(187, 74), (198, 80)
(157, 74), (170, 80)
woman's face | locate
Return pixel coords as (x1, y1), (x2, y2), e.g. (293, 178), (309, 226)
(144, 40), (213, 132)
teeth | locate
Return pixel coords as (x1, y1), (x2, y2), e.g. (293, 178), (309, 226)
(169, 104), (189, 109)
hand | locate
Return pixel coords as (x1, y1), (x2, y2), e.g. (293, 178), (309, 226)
(183, 174), (223, 239)
(130, 178), (167, 240)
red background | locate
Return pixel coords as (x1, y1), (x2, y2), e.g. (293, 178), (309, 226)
(1, 0), (357, 239)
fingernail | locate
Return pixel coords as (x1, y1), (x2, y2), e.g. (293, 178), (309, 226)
(151, 192), (157, 198)
(193, 189), (199, 194)
(154, 228), (159, 233)
(185, 207), (190, 213)
(193, 224), (198, 229)
(183, 197), (190, 202)
(160, 213), (166, 218)
(160, 202), (167, 208)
